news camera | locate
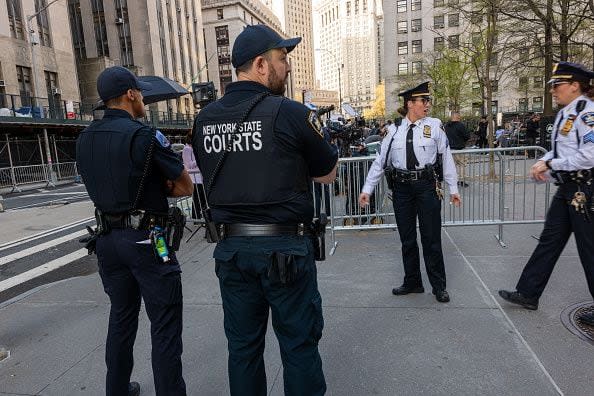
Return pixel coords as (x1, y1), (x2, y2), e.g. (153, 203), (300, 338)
(326, 116), (367, 157)
(191, 82), (217, 108)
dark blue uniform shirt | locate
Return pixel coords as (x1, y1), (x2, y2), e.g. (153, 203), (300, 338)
(211, 81), (337, 224)
(102, 109), (183, 213)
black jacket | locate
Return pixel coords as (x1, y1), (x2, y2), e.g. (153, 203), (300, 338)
(444, 121), (470, 150)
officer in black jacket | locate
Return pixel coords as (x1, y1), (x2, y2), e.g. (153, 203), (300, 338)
(192, 24), (337, 396)
(76, 66), (193, 396)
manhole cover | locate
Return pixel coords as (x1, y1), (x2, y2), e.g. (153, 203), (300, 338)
(561, 301), (594, 344)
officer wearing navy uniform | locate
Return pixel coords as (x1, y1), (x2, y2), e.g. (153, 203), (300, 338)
(499, 62), (594, 327)
(192, 25), (337, 396)
(76, 66), (193, 396)
(359, 82), (461, 303)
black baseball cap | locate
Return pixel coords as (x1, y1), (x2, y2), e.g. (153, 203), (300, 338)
(548, 61), (594, 85)
(231, 24), (301, 68)
(96, 66), (152, 102)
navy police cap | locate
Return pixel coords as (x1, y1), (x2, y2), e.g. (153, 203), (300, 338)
(97, 66), (152, 102)
(398, 81), (432, 99)
(548, 61), (594, 85)
(231, 24), (301, 68)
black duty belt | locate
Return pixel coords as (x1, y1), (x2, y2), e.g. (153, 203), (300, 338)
(393, 168), (434, 183)
(551, 168), (594, 185)
(222, 223), (311, 238)
(104, 212), (168, 230)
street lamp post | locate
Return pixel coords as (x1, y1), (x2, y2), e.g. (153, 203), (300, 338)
(315, 48), (342, 112)
(26, 0), (60, 187)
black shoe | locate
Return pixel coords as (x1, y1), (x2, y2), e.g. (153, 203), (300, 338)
(392, 285), (425, 295)
(128, 382), (140, 396)
(498, 290), (538, 310)
(457, 181), (469, 187)
(434, 290), (450, 303)
(578, 311), (594, 326)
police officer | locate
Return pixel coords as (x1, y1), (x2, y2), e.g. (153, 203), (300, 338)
(358, 82), (461, 303)
(76, 66), (193, 396)
(192, 25), (337, 396)
(499, 62), (594, 327)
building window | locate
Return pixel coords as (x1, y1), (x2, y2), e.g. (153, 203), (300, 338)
(532, 96), (543, 111)
(91, 0), (109, 57)
(410, 18), (422, 32)
(215, 25), (229, 44)
(217, 8), (224, 19)
(434, 0), (444, 6)
(411, 0), (421, 11)
(448, 13), (459, 27)
(491, 100), (498, 114)
(490, 79), (498, 92)
(519, 98), (528, 112)
(397, 21), (407, 34)
(115, 0), (134, 66)
(398, 63), (408, 75)
(470, 13), (482, 24)
(489, 52), (498, 66)
(44, 70), (59, 110)
(412, 61), (422, 74)
(412, 39), (422, 53)
(434, 15), (444, 29)
(518, 47), (529, 63)
(449, 0), (459, 5)
(397, 0), (406, 13)
(533, 76), (543, 88)
(434, 36), (444, 51)
(35, 0), (52, 47)
(16, 65), (32, 105)
(472, 82), (480, 94)
(7, 0), (24, 39)
(68, 0), (86, 60)
(518, 76), (528, 88)
(448, 35), (459, 49)
(398, 41), (408, 55)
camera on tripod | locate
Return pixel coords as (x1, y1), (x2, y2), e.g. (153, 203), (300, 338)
(191, 82), (217, 108)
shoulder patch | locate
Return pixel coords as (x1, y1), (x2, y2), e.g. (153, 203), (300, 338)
(580, 112), (594, 128)
(155, 130), (170, 147)
(307, 111), (324, 138)
(584, 131), (594, 144)
(439, 122), (445, 133)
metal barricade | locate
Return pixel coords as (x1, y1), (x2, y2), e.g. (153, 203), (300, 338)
(0, 162), (80, 192)
(328, 146), (551, 250)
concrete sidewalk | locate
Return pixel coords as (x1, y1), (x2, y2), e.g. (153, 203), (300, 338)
(0, 224), (593, 395)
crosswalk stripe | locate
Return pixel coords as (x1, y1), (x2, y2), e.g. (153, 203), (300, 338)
(0, 229), (88, 267)
(0, 249), (88, 293)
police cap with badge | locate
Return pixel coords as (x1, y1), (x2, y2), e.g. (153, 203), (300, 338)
(398, 81), (432, 101)
(547, 61), (594, 85)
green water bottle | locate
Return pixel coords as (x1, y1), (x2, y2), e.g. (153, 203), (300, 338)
(153, 226), (170, 263)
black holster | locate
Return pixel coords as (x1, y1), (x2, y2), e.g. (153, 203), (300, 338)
(79, 208), (109, 255)
(166, 206), (186, 251)
(384, 165), (396, 190)
(268, 252), (297, 285)
(310, 213), (328, 261)
(202, 207), (222, 243)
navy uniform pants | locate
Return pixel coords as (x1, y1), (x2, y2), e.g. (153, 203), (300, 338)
(392, 179), (447, 292)
(213, 235), (326, 396)
(516, 182), (594, 299)
(96, 228), (186, 396)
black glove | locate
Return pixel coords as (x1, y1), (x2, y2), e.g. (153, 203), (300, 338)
(79, 226), (99, 255)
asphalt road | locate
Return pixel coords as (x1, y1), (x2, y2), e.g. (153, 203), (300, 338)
(1, 183), (89, 211)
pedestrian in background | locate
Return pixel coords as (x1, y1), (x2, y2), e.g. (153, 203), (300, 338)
(525, 113), (541, 158)
(359, 81), (461, 303)
(182, 130), (206, 220)
(444, 112), (470, 187)
(499, 62), (594, 328)
(76, 66), (192, 396)
(476, 116), (488, 148)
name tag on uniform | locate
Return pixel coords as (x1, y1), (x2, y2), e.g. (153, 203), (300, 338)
(560, 115), (576, 136)
(423, 125), (432, 138)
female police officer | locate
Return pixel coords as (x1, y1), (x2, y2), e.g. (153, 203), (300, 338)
(359, 82), (461, 303)
(499, 62), (594, 327)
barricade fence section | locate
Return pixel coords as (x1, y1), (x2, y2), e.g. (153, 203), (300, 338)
(170, 146), (551, 250)
(0, 162), (80, 192)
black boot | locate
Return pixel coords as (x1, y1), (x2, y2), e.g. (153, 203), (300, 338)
(128, 382), (140, 396)
(392, 285), (425, 295)
(498, 290), (538, 310)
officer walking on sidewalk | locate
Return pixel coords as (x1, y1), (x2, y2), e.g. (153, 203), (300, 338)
(192, 25), (338, 396)
(499, 62), (594, 327)
(359, 82), (461, 303)
(76, 66), (193, 396)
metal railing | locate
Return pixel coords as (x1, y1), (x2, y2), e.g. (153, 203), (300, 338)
(0, 161), (79, 192)
(169, 146), (552, 251)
